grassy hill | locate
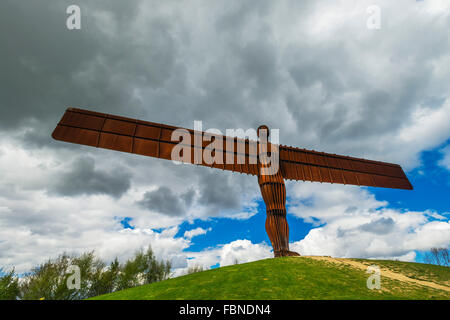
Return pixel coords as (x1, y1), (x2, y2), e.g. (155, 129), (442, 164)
(91, 256), (449, 300)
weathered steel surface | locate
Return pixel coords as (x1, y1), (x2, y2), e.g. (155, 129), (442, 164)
(52, 107), (259, 175)
(52, 107), (413, 258)
(279, 146), (413, 190)
(257, 128), (300, 257)
(52, 107), (413, 190)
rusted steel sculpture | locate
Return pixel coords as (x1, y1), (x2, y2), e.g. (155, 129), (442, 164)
(256, 125), (298, 257)
(52, 108), (413, 257)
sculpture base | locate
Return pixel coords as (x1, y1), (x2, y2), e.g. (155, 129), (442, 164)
(274, 250), (301, 258)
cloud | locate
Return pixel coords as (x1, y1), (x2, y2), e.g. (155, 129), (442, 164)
(172, 239), (272, 276)
(2, 0), (450, 170)
(438, 145), (450, 170)
(289, 184), (450, 260)
(1, 0), (450, 273)
(196, 171), (258, 216)
(0, 187), (193, 273)
(359, 217), (395, 235)
(184, 227), (212, 239)
(219, 240), (272, 266)
(49, 156), (132, 198)
(0, 0), (178, 131)
(291, 212), (450, 261)
(137, 186), (195, 216)
(132, 166), (260, 221)
(287, 182), (386, 225)
(0, 136), (263, 273)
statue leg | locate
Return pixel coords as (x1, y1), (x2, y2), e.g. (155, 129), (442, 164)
(258, 177), (300, 258)
(265, 211), (290, 257)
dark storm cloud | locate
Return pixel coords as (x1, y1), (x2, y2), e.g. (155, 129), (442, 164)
(136, 169), (258, 217)
(0, 0), (177, 133)
(1, 0), (449, 155)
(214, 0), (272, 32)
(1, 0), (450, 221)
(49, 156), (131, 198)
(2, 0), (450, 273)
(137, 186), (194, 216)
(237, 39), (280, 99)
(359, 217), (395, 235)
(197, 171), (248, 213)
(285, 44), (426, 145)
(0, 0), (284, 144)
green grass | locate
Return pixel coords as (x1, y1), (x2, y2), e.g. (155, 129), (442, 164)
(91, 257), (449, 300)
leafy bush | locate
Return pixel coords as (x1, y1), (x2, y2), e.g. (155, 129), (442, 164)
(0, 247), (171, 300)
(186, 265), (204, 274)
(0, 269), (20, 300)
(116, 248), (172, 291)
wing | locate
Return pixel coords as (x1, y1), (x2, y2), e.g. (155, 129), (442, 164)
(51, 107), (259, 175)
(279, 146), (413, 190)
(52, 107), (413, 190)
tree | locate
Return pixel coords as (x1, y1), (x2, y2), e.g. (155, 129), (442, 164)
(0, 268), (20, 300)
(88, 258), (120, 297)
(424, 248), (449, 266)
(20, 253), (73, 300)
(116, 247), (171, 291)
(186, 265), (204, 274)
(8, 247), (172, 300)
(19, 252), (103, 300)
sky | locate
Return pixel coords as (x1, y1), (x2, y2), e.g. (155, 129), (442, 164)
(0, 0), (449, 276)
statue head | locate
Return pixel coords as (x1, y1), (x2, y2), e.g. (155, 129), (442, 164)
(257, 125), (269, 138)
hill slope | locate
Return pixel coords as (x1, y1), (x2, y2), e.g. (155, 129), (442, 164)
(92, 256), (449, 300)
